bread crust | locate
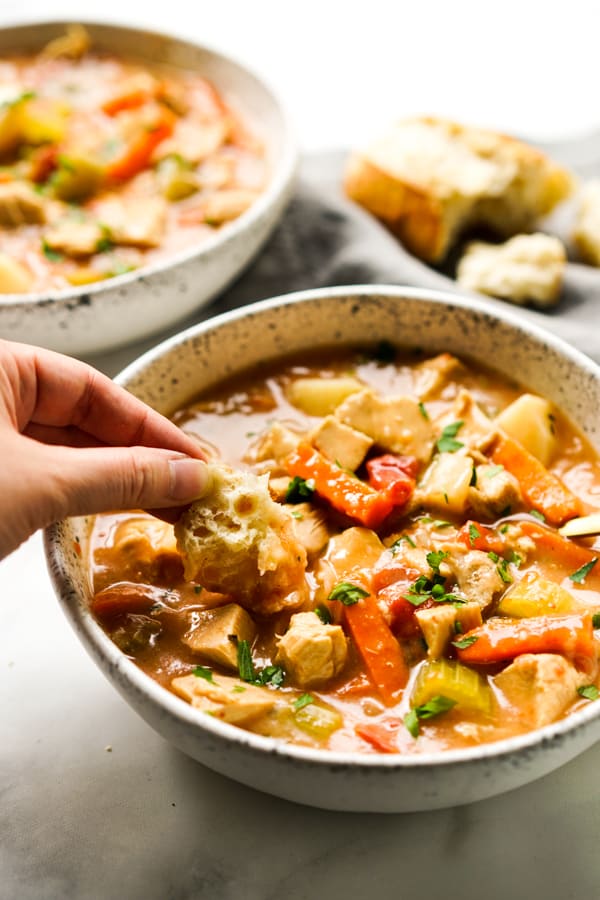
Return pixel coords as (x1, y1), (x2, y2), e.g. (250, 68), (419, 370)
(344, 117), (573, 263)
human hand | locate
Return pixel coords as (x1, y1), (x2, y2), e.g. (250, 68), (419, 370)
(0, 339), (208, 560)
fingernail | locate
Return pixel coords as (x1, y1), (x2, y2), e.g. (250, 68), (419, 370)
(168, 458), (210, 502)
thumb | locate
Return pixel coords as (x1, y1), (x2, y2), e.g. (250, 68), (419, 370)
(42, 444), (211, 520)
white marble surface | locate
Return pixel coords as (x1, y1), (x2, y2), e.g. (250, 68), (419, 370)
(3, 2), (600, 898)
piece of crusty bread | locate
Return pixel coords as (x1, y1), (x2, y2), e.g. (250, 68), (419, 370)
(344, 117), (573, 263)
(456, 233), (566, 307)
(174, 462), (307, 616)
(573, 179), (600, 266)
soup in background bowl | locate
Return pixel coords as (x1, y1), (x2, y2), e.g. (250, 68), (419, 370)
(44, 286), (600, 812)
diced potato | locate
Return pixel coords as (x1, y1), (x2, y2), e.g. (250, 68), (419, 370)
(0, 93), (25, 154)
(416, 602), (483, 658)
(418, 450), (474, 514)
(51, 153), (104, 202)
(19, 97), (69, 145)
(65, 267), (108, 286)
(497, 571), (577, 618)
(495, 393), (557, 466)
(287, 376), (364, 417)
(0, 253), (34, 293)
(310, 415), (373, 471)
(157, 155), (199, 201)
(171, 672), (275, 726)
(184, 603), (257, 670)
(411, 658), (494, 715)
(335, 389), (435, 462)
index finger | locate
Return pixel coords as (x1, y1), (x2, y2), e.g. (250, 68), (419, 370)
(12, 341), (203, 458)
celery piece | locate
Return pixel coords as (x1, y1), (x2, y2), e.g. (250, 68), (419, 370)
(411, 659), (494, 716)
(294, 703), (343, 740)
(496, 572), (576, 618)
(157, 155), (199, 201)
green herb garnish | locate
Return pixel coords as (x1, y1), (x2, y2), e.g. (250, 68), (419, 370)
(436, 421), (464, 453)
(237, 639), (256, 683)
(468, 523), (481, 546)
(570, 558), (598, 584)
(426, 549), (448, 573)
(578, 684), (599, 701)
(315, 605), (333, 625)
(529, 509), (546, 522)
(193, 666), (214, 682)
(418, 401), (429, 421)
(293, 693), (314, 711)
(451, 635), (479, 649)
(592, 613), (600, 629)
(41, 239), (63, 262)
(255, 665), (285, 688)
(404, 695), (456, 738)
(285, 476), (315, 503)
(328, 582), (369, 606)
(496, 558), (513, 584)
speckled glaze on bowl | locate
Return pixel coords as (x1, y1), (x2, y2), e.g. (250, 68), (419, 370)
(45, 285), (600, 813)
(0, 21), (297, 356)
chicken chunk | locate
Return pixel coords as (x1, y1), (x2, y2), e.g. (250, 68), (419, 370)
(415, 602), (483, 658)
(251, 422), (302, 469)
(335, 389), (435, 462)
(311, 415), (373, 472)
(95, 196), (167, 248)
(44, 220), (105, 257)
(172, 672), (276, 725)
(183, 603), (257, 671)
(275, 612), (348, 688)
(413, 353), (464, 400)
(175, 462), (308, 616)
(204, 189), (260, 225)
(441, 546), (505, 608)
(445, 389), (496, 451)
(0, 182), (47, 227)
(494, 653), (586, 728)
(287, 503), (332, 559)
(468, 463), (522, 519)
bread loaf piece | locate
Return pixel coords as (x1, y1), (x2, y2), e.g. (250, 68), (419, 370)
(456, 233), (566, 307)
(573, 179), (600, 266)
(174, 462), (308, 615)
(344, 117), (573, 263)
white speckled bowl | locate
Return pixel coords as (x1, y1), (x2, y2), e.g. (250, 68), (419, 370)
(0, 21), (297, 356)
(44, 285), (600, 812)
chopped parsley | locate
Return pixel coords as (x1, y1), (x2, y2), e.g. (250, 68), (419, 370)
(193, 585), (203, 595)
(315, 605), (333, 625)
(426, 549), (448, 573)
(237, 639), (256, 683)
(529, 509), (546, 522)
(193, 666), (214, 682)
(485, 465), (505, 479)
(468, 523), (481, 546)
(577, 684), (599, 701)
(593, 613), (600, 629)
(470, 466), (477, 487)
(451, 635), (479, 650)
(391, 534), (416, 552)
(569, 558), (598, 584)
(418, 401), (429, 420)
(328, 582), (369, 606)
(255, 665), (285, 688)
(285, 476), (315, 503)
(404, 695), (456, 738)
(41, 239), (63, 262)
(293, 693), (314, 711)
(436, 420), (464, 453)
(496, 557), (513, 584)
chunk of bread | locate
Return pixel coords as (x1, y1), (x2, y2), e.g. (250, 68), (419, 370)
(175, 463), (308, 615)
(344, 117), (573, 263)
(573, 179), (600, 266)
(456, 233), (566, 307)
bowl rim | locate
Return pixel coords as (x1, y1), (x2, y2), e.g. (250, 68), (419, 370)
(45, 283), (600, 770)
(0, 18), (298, 307)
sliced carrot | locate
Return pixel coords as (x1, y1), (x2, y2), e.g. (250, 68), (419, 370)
(519, 521), (600, 590)
(102, 87), (152, 116)
(458, 520), (506, 555)
(376, 582), (429, 638)
(343, 592), (409, 704)
(355, 719), (402, 753)
(106, 110), (175, 182)
(490, 434), (582, 526)
(286, 443), (406, 528)
(456, 613), (596, 675)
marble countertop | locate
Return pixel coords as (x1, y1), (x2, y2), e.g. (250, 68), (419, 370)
(3, 2), (600, 897)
